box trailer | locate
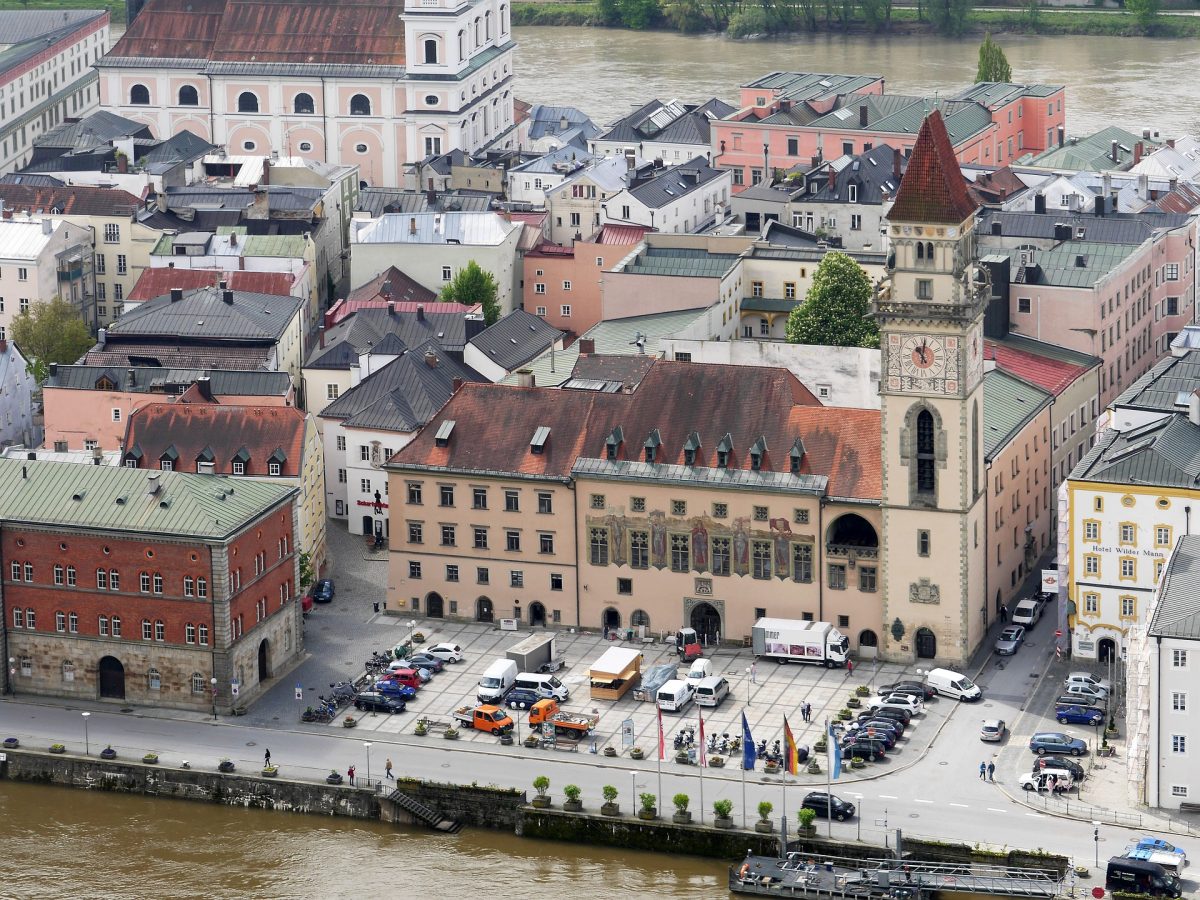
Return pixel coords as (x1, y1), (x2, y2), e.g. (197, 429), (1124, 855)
(506, 634), (559, 673)
(751, 618), (849, 667)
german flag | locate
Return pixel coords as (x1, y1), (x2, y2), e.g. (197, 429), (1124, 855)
(783, 715), (799, 776)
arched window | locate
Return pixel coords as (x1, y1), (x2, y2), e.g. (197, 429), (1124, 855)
(971, 399), (980, 496)
(293, 92), (314, 114)
(147, 667), (162, 690)
(350, 94), (371, 116)
(237, 91), (259, 113)
(474, 17), (482, 44)
(191, 672), (206, 694)
(484, 10), (491, 39)
(916, 241), (925, 260)
(631, 609), (650, 628)
(178, 85), (199, 106)
(457, 30), (466, 58)
(916, 409), (936, 494)
(424, 39), (438, 65)
(925, 241), (934, 262)
(130, 84), (150, 105)
(500, 4), (508, 33)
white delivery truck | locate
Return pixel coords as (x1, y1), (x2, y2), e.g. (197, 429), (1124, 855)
(751, 618), (850, 668)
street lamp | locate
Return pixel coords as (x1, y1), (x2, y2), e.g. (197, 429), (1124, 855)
(81, 711), (91, 755)
(7, 656), (14, 696)
(1092, 821), (1101, 868)
(211, 677), (218, 720)
(364, 741), (373, 787)
(406, 620), (416, 651)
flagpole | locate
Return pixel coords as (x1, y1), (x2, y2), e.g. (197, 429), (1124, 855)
(657, 753), (662, 821)
(741, 756), (747, 829)
(825, 717), (833, 839)
(699, 752), (705, 825)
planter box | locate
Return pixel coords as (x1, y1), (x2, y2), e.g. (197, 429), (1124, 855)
(142, 754), (159, 764)
(532, 796), (552, 809)
(715, 815), (734, 830)
(444, 731), (460, 740)
(673, 812), (692, 825)
(499, 733), (514, 746)
(675, 751), (691, 765)
(342, 719), (357, 728)
(630, 749), (645, 760)
(100, 748), (117, 761)
(637, 809), (657, 820)
(601, 803), (620, 817)
(603, 747), (617, 757)
(2, 738), (19, 749)
(755, 821), (775, 834)
(524, 736), (541, 748)
(709, 757), (725, 768)
(764, 762), (781, 775)
(262, 767), (279, 777)
(807, 762), (822, 774)
(563, 799), (584, 813)
(49, 745), (65, 754)
(218, 762), (235, 773)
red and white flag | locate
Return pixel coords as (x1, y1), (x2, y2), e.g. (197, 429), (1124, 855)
(657, 705), (665, 761)
(698, 711), (707, 768)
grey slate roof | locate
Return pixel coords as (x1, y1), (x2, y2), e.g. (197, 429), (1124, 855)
(356, 189), (493, 217)
(527, 104), (600, 143)
(0, 457), (294, 540)
(1115, 351), (1200, 417)
(978, 209), (1192, 245)
(31, 111), (151, 153)
(595, 98), (735, 148)
(134, 129), (214, 170)
(320, 341), (484, 433)
(1151, 534), (1200, 641)
(508, 145), (596, 176)
(793, 144), (904, 207)
(1013, 241), (1141, 289)
(572, 457), (827, 495)
(45, 365), (292, 396)
(468, 309), (565, 372)
(1071, 414), (1200, 489)
(0, 11), (105, 78)
(306, 307), (480, 368)
(627, 157), (725, 210)
(106, 286), (302, 343)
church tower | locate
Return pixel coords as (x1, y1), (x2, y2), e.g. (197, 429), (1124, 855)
(876, 110), (989, 665)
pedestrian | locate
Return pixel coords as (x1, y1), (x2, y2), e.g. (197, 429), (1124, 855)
(348, 765), (356, 786)
(385, 758), (394, 780)
(800, 702), (807, 723)
(806, 701), (812, 722)
(979, 761), (987, 780)
(750, 662), (757, 685)
(986, 761), (995, 782)
(1000, 605), (1009, 624)
(264, 748), (271, 767)
(847, 659), (854, 676)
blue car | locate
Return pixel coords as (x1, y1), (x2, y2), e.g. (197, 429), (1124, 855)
(1056, 704), (1105, 727)
(505, 687), (542, 710)
(1131, 838), (1187, 861)
(373, 679), (417, 700)
(1029, 732), (1088, 757)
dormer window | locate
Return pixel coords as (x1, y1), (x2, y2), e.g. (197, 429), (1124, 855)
(790, 438), (806, 476)
(232, 447), (251, 472)
(434, 419), (456, 448)
(530, 426), (550, 456)
(605, 425), (624, 462)
(123, 444), (143, 469)
(848, 183), (858, 203)
(749, 436), (768, 472)
(268, 448), (287, 476)
(716, 433), (733, 469)
(159, 445), (178, 471)
(96, 376), (116, 391)
(643, 428), (661, 464)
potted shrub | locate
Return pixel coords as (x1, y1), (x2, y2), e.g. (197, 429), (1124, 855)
(100, 745), (117, 761)
(855, 684), (871, 697)
(709, 755), (726, 768)
(525, 734), (541, 748)
(326, 770), (344, 785)
(638, 792), (657, 820)
(601, 784), (620, 816)
(672, 793), (692, 825)
(532, 775), (552, 808)
(49, 743), (66, 754)
(797, 807), (818, 836)
(756, 800), (775, 833)
(603, 745), (617, 757)
(814, 737), (828, 754)
(413, 632), (426, 644)
(764, 759), (781, 775)
(2, 737), (19, 749)
(563, 783), (583, 813)
(342, 716), (357, 728)
(846, 696), (861, 708)
(443, 727), (460, 740)
(851, 756), (866, 769)
(499, 732), (514, 745)
(1105, 716), (1119, 737)
(143, 752), (159, 764)
(218, 757), (235, 773)
(414, 720), (428, 736)
(262, 764), (279, 777)
(630, 747), (645, 760)
(675, 749), (691, 764)
(713, 798), (734, 829)
(837, 708), (853, 721)
(301, 707), (317, 723)
(807, 759), (822, 775)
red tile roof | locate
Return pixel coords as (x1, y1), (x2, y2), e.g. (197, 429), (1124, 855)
(595, 223), (651, 245)
(122, 402), (306, 476)
(345, 266), (437, 306)
(128, 269), (295, 303)
(110, 0), (406, 66)
(393, 359), (880, 499)
(888, 109), (978, 225)
(985, 340), (1094, 397)
(0, 183), (142, 217)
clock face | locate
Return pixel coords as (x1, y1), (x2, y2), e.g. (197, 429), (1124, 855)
(900, 336), (946, 379)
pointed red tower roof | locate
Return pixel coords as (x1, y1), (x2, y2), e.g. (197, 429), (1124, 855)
(888, 109), (978, 225)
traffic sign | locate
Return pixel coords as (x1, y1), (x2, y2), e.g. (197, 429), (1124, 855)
(1092, 887), (1105, 898)
(1056, 629), (1063, 638)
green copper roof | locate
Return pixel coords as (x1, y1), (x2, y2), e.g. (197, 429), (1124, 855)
(0, 458), (295, 540)
(982, 369), (1053, 459)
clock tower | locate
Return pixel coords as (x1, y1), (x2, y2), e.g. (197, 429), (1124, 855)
(875, 109), (989, 665)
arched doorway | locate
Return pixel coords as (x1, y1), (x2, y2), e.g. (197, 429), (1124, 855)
(602, 607), (621, 635)
(529, 602), (546, 626)
(858, 629), (878, 660)
(362, 514), (374, 535)
(825, 513), (879, 553)
(1098, 638), (1116, 663)
(690, 602), (721, 645)
(258, 638), (271, 683)
(98, 656), (125, 699)
(476, 596), (494, 623)
(426, 592), (444, 618)
(915, 627), (937, 660)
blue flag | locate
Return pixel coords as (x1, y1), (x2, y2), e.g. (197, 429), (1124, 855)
(741, 711), (755, 771)
(829, 722), (842, 780)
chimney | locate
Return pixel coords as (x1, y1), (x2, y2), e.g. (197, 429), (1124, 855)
(516, 369), (535, 388)
(451, 376), (464, 393)
(409, 216), (418, 235)
(117, 153), (128, 174)
(387, 300), (395, 316)
(126, 367), (136, 388)
(463, 313), (486, 342)
(892, 148), (902, 183)
(1094, 196), (1106, 217)
(1137, 174), (1150, 201)
(222, 289), (234, 304)
(97, 328), (107, 347)
(0, 339), (6, 354)
(170, 287), (183, 302)
(262, 158), (270, 185)
(559, 115), (569, 131)
(858, 103), (868, 128)
(625, 150), (636, 171)
(218, 279), (227, 290)
(1057, 125), (1065, 148)
(229, 231), (237, 247)
(1134, 142), (1144, 166)
(41, 219), (53, 235)
(1111, 140), (1119, 163)
(578, 338), (595, 355)
(416, 304), (425, 321)
(1034, 193), (1046, 215)
(196, 376), (213, 400)
(1190, 390), (1200, 426)
(424, 349), (439, 368)
(147, 472), (162, 495)
(1167, 138), (1176, 149)
(48, 362), (58, 378)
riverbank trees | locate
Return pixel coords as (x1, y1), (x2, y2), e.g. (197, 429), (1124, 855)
(975, 32), (1012, 82)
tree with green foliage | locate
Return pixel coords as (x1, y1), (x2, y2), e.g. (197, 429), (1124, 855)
(10, 297), (94, 382)
(860, 0), (893, 31)
(975, 33), (1012, 83)
(1124, 0), (1160, 32)
(617, 0), (661, 28)
(595, 0), (622, 24)
(440, 260), (501, 325)
(928, 0), (972, 36)
(785, 252), (879, 349)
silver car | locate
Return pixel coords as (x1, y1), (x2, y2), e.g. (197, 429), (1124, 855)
(994, 625), (1025, 655)
(980, 719), (1007, 742)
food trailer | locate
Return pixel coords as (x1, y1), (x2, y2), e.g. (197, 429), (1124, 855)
(588, 646), (642, 701)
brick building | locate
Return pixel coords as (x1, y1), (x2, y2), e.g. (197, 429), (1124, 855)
(0, 459), (299, 712)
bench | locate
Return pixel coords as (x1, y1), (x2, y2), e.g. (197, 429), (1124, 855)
(1179, 802), (1200, 814)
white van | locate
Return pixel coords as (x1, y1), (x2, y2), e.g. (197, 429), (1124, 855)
(693, 675), (730, 708)
(925, 667), (982, 702)
(513, 672), (570, 702)
(656, 678), (695, 712)
(477, 659), (518, 703)
(686, 658), (713, 680)
(1011, 598), (1042, 628)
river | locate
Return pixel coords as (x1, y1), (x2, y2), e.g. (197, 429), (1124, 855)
(0, 780), (723, 899)
(512, 27), (1200, 138)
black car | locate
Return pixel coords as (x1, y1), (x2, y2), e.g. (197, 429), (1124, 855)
(843, 727), (896, 749)
(880, 680), (936, 700)
(1055, 693), (1105, 709)
(855, 717), (903, 737)
(842, 738), (887, 761)
(505, 687), (542, 710)
(354, 691), (406, 713)
(312, 579), (335, 603)
(403, 653), (445, 673)
(865, 706), (911, 725)
(802, 791), (856, 821)
(1035, 755), (1086, 780)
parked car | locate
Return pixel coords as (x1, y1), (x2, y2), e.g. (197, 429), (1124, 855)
(980, 719), (1007, 742)
(312, 579), (335, 603)
(842, 738), (887, 761)
(1036, 755), (1086, 780)
(843, 727), (896, 750)
(880, 680), (936, 700)
(405, 653), (446, 673)
(994, 625), (1026, 656)
(801, 791), (856, 821)
(1056, 704), (1105, 727)
(426, 643), (464, 663)
(504, 687), (542, 710)
(868, 694), (923, 715)
(862, 706), (911, 726)
(1018, 771), (1074, 793)
(1063, 682), (1109, 701)
(1128, 839), (1187, 864)
(1065, 672), (1112, 694)
(1056, 693), (1104, 709)
(388, 661), (433, 682)
(354, 691), (406, 714)
(1029, 732), (1088, 756)
(854, 718), (904, 738)
(372, 680), (417, 700)
(876, 685), (929, 703)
